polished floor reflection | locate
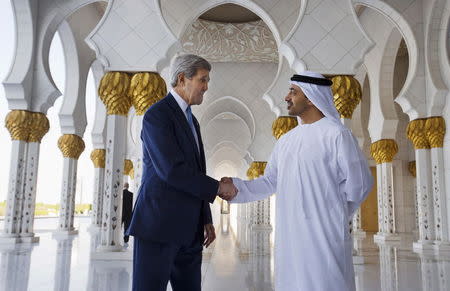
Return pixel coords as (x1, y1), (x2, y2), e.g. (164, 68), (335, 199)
(0, 217), (449, 291)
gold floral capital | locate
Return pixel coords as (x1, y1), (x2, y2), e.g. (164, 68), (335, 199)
(370, 139), (398, 164)
(408, 161), (416, 178)
(425, 116), (445, 148)
(5, 110), (32, 141)
(246, 161), (267, 180)
(90, 149), (106, 168)
(5, 110), (49, 142)
(98, 72), (132, 116)
(406, 119), (430, 149)
(129, 72), (167, 115)
(58, 134), (85, 159)
(331, 75), (362, 119)
(124, 159), (134, 179)
(272, 116), (298, 140)
(28, 112), (50, 142)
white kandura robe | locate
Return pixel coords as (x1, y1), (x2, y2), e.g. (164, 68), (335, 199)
(232, 117), (373, 291)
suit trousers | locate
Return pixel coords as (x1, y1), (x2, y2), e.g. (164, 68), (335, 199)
(132, 234), (203, 291)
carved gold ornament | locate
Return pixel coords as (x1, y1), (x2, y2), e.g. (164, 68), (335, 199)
(90, 149), (106, 168)
(124, 159), (134, 179)
(57, 134), (85, 159)
(246, 161), (267, 180)
(370, 139), (398, 164)
(406, 119), (430, 149)
(272, 116), (298, 140)
(331, 75), (362, 119)
(98, 72), (132, 116)
(425, 116), (445, 148)
(129, 72), (167, 115)
(5, 110), (49, 142)
(28, 112), (50, 142)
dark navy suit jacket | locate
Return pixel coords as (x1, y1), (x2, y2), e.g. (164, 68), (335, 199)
(127, 93), (219, 245)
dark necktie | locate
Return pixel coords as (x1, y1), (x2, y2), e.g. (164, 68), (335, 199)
(186, 106), (199, 153)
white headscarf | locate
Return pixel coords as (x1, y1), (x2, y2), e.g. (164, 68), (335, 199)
(289, 71), (343, 127)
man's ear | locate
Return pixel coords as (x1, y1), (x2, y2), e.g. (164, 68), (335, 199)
(177, 73), (185, 86)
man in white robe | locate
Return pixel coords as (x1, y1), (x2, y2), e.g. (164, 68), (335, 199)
(224, 71), (373, 291)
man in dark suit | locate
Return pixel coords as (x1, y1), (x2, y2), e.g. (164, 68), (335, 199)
(127, 54), (237, 291)
(122, 182), (133, 247)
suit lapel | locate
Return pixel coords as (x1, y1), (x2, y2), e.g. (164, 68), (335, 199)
(166, 94), (202, 168)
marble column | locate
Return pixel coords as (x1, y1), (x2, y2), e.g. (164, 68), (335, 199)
(246, 162), (272, 256)
(370, 139), (400, 242)
(408, 119), (435, 252)
(90, 149), (106, 228)
(56, 134), (85, 235)
(0, 110), (49, 244)
(97, 72), (132, 252)
(128, 72), (167, 204)
(408, 161), (419, 236)
(425, 117), (450, 252)
(19, 112), (49, 242)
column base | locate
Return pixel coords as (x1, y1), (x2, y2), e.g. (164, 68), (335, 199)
(52, 229), (79, 239)
(352, 230), (366, 239)
(352, 255), (365, 265)
(373, 233), (401, 243)
(92, 247), (132, 261)
(0, 236), (21, 245)
(19, 236), (40, 244)
(413, 240), (435, 254)
(433, 241), (450, 254)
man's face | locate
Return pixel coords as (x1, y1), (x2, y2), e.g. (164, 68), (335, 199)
(284, 84), (311, 116)
(181, 68), (210, 105)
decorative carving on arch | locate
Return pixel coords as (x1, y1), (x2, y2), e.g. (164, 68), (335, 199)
(181, 19), (277, 63)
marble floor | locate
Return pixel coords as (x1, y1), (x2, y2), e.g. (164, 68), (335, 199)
(0, 216), (449, 291)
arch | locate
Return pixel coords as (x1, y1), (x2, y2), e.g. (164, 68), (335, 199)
(354, 0), (419, 119)
(200, 96), (256, 139)
(426, 0), (449, 116)
(177, 0), (281, 47)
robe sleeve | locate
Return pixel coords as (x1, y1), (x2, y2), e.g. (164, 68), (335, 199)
(336, 129), (374, 218)
(230, 143), (279, 204)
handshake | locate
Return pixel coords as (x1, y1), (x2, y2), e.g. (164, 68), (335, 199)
(217, 177), (238, 201)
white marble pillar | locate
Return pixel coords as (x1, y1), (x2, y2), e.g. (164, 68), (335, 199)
(96, 71), (131, 252)
(132, 115), (144, 205)
(93, 167), (105, 228)
(371, 140), (399, 243)
(431, 146), (450, 250)
(1, 111), (49, 244)
(52, 235), (75, 291)
(19, 142), (41, 242)
(99, 115), (128, 251)
(56, 134), (85, 235)
(57, 158), (79, 234)
(90, 149), (106, 229)
(407, 119), (435, 252)
(0, 244), (34, 291)
(0, 140), (27, 243)
(413, 149), (435, 251)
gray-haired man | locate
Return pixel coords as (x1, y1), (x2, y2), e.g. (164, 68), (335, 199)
(127, 54), (237, 291)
